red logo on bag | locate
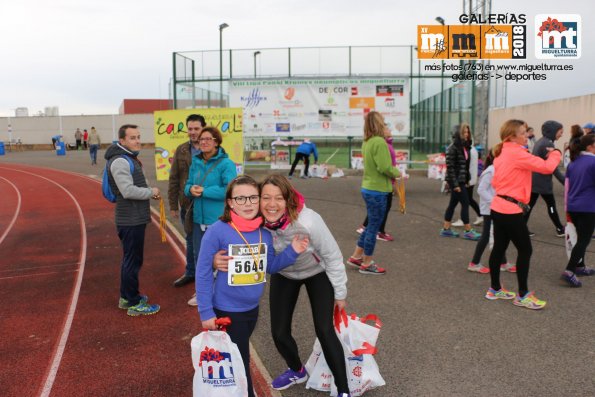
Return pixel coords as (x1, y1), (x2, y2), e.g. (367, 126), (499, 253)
(353, 365), (362, 377)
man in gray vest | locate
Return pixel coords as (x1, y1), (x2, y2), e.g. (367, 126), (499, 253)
(105, 124), (161, 316)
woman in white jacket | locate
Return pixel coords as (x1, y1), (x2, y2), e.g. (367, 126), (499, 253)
(468, 150), (516, 273)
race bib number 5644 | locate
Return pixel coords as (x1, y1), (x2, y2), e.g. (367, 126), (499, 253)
(227, 243), (267, 286)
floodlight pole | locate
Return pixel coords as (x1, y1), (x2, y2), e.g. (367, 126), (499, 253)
(219, 23), (229, 107)
(253, 51), (261, 78)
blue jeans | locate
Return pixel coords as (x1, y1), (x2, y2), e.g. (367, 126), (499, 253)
(89, 144), (99, 164)
(190, 223), (206, 277)
(179, 207), (195, 275)
(357, 192), (388, 256)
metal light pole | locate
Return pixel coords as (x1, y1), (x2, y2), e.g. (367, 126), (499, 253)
(219, 22), (229, 107)
(436, 16), (445, 152)
(253, 51), (261, 78)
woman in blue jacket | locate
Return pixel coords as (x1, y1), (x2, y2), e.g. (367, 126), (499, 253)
(182, 127), (237, 280)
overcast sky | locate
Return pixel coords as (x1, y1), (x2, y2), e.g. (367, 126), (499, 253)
(0, 0), (593, 117)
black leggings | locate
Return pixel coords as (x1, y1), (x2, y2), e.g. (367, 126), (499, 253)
(467, 185), (481, 218)
(363, 192), (393, 234)
(471, 215), (507, 265)
(526, 193), (564, 232)
(566, 212), (595, 272)
(289, 153), (310, 176)
(489, 210), (532, 296)
(444, 186), (470, 224)
(214, 307), (259, 397)
(270, 272), (349, 394)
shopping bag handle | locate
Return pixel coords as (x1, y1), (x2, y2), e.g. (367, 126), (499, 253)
(352, 342), (378, 356)
(356, 314), (383, 329)
(215, 317), (231, 331)
(334, 306), (348, 332)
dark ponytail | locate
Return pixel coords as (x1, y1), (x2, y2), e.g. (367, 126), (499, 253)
(570, 134), (595, 162)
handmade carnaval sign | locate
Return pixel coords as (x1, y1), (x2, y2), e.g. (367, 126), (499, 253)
(227, 243), (267, 286)
(153, 108), (243, 181)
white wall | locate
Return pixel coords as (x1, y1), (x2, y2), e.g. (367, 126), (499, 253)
(488, 93), (595, 151)
(0, 114), (153, 145)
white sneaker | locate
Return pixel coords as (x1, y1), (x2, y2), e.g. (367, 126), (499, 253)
(473, 218), (483, 226)
(451, 219), (464, 227)
(187, 293), (197, 306)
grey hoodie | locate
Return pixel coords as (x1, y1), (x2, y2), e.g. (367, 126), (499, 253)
(531, 120), (564, 194)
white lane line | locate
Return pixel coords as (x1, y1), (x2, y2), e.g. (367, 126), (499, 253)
(0, 167), (87, 397)
(0, 176), (22, 246)
(0, 270), (78, 281)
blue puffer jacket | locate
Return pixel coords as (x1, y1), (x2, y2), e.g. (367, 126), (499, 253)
(184, 147), (237, 225)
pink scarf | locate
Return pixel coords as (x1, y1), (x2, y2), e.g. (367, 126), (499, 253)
(229, 211), (263, 232)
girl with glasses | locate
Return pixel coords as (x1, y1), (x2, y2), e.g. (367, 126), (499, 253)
(196, 175), (309, 397)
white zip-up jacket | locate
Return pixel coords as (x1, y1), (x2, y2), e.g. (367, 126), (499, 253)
(268, 206), (347, 300)
(477, 165), (495, 216)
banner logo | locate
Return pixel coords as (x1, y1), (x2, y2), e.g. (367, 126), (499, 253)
(199, 347), (236, 386)
(240, 88), (267, 109)
(535, 14), (581, 59)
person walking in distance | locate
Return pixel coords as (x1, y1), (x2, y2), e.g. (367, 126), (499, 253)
(169, 114), (205, 292)
(75, 128), (83, 150)
(485, 119), (561, 310)
(88, 127), (101, 165)
(83, 129), (89, 149)
(105, 124), (161, 316)
(288, 138), (318, 179)
(560, 134), (595, 287)
(525, 120), (566, 237)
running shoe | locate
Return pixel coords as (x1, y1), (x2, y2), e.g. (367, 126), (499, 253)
(500, 263), (517, 273)
(188, 293), (197, 306)
(485, 287), (515, 300)
(462, 229), (481, 241)
(560, 271), (582, 287)
(346, 256), (363, 268)
(468, 262), (489, 274)
(473, 217), (484, 226)
(575, 266), (595, 276)
(440, 228), (460, 238)
(118, 294), (148, 310)
(359, 262), (386, 275)
(271, 366), (308, 390)
(337, 394), (352, 397)
(377, 232), (394, 242)
(356, 225), (365, 234)
(127, 301), (160, 316)
(513, 292), (546, 310)
(451, 219), (464, 227)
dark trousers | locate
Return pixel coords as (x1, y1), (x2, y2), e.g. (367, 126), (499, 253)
(471, 215), (507, 264)
(289, 153), (310, 176)
(75, 139), (82, 149)
(363, 192), (393, 234)
(444, 186), (470, 224)
(526, 192), (565, 232)
(467, 185), (481, 218)
(566, 212), (595, 272)
(117, 224), (146, 306)
(179, 207), (194, 274)
(270, 272), (349, 394)
(214, 307), (259, 397)
(489, 211), (532, 296)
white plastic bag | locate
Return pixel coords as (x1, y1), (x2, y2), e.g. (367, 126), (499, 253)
(301, 164), (328, 178)
(191, 330), (248, 397)
(565, 222), (577, 259)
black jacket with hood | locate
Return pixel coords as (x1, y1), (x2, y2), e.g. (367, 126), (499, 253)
(531, 120), (564, 194)
(445, 127), (469, 189)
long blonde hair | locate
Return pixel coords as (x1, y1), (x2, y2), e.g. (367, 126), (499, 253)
(364, 111), (385, 141)
(493, 119), (526, 157)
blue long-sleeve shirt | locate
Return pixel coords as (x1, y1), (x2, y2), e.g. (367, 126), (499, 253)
(296, 141), (318, 162)
(566, 152), (595, 213)
(196, 220), (299, 321)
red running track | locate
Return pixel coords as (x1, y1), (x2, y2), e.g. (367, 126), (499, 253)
(0, 164), (277, 397)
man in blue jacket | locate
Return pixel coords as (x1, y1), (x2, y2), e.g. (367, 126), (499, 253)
(288, 138), (318, 179)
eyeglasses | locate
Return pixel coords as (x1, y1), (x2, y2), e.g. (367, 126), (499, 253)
(231, 195), (260, 205)
(199, 137), (214, 142)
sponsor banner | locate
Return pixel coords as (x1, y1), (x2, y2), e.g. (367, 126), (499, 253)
(230, 78), (410, 137)
(153, 108), (243, 181)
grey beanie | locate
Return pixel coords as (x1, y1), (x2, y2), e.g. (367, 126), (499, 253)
(541, 120), (563, 140)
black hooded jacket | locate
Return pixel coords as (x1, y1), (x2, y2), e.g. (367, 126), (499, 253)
(445, 128), (469, 189)
(531, 120), (564, 194)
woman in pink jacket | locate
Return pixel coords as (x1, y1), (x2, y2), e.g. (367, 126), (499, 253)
(486, 119), (562, 310)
